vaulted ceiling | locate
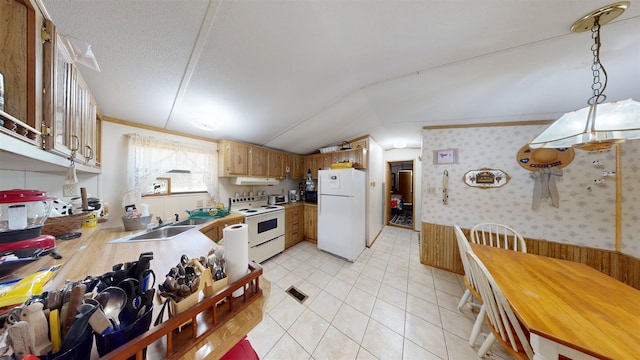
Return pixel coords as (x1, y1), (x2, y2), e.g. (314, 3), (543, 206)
(39, 0), (640, 154)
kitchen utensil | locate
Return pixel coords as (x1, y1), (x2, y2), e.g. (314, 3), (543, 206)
(95, 286), (126, 328)
(20, 302), (51, 356)
(49, 309), (62, 353)
(61, 283), (86, 339)
(60, 303), (98, 353)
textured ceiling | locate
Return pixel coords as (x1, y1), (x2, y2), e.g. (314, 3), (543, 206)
(39, 0), (640, 154)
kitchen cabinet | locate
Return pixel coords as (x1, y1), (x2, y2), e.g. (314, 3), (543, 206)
(249, 145), (268, 176)
(302, 148), (367, 179)
(218, 139), (249, 176)
(200, 214), (244, 242)
(303, 203), (317, 244)
(285, 203), (304, 249)
(0, 0), (34, 127)
(267, 149), (284, 178)
(291, 154), (304, 179)
(41, 20), (101, 167)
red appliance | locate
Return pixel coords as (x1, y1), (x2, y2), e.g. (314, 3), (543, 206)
(0, 189), (57, 263)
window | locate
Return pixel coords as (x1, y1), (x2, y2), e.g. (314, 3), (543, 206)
(123, 134), (218, 206)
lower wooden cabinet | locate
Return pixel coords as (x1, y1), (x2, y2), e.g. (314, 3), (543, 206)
(285, 203), (304, 249)
(303, 203), (317, 244)
(200, 215), (244, 242)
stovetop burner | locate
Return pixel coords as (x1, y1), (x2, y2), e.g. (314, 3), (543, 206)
(230, 195), (284, 216)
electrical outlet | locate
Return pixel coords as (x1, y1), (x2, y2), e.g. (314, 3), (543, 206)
(427, 187), (436, 195)
(196, 200), (204, 208)
(63, 184), (78, 197)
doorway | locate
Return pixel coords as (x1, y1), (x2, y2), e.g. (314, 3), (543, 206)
(386, 160), (414, 229)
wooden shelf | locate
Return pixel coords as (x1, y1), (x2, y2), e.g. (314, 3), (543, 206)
(101, 262), (264, 360)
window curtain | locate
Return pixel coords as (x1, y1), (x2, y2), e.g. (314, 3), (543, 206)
(122, 134), (218, 207)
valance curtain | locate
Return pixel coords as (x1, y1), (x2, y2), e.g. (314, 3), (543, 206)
(122, 134), (218, 207)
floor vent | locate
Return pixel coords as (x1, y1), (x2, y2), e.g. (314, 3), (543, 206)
(286, 286), (308, 304)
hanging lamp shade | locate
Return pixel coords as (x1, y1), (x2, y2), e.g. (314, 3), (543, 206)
(529, 99), (640, 150)
(529, 1), (640, 151)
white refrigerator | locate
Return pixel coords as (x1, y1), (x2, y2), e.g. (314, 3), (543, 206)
(317, 168), (366, 261)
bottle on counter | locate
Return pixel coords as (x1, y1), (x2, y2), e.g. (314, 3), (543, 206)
(0, 72), (5, 112)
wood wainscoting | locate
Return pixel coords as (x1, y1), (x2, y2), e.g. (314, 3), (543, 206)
(421, 222), (640, 290)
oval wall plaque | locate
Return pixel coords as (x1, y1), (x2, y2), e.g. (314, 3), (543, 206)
(463, 168), (510, 189)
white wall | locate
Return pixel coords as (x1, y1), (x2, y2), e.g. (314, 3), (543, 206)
(421, 124), (640, 256)
(385, 148), (422, 232)
(366, 138), (384, 245)
(100, 122), (218, 228)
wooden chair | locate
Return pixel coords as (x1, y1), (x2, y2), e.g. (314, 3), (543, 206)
(470, 223), (526, 252)
(454, 225), (485, 346)
(467, 251), (534, 359)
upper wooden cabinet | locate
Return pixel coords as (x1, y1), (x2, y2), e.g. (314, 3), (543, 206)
(0, 0), (34, 126)
(218, 139), (249, 176)
(302, 148), (367, 179)
(267, 150), (283, 178)
(42, 21), (100, 167)
(290, 154), (304, 179)
(248, 145), (267, 177)
(217, 139), (365, 179)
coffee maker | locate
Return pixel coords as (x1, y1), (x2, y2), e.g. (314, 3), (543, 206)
(288, 189), (298, 203)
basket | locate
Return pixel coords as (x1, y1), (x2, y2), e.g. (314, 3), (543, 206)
(185, 208), (230, 219)
(122, 215), (153, 231)
(330, 161), (353, 169)
(43, 212), (90, 236)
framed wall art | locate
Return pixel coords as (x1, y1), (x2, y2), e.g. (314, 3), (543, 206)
(143, 177), (171, 196)
(433, 148), (457, 165)
(463, 168), (510, 189)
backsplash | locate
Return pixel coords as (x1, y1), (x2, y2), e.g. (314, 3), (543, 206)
(421, 124), (640, 257)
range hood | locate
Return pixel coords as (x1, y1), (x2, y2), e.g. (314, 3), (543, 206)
(233, 177), (280, 186)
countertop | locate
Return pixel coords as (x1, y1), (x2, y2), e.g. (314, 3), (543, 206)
(3, 212), (264, 359)
(5, 212), (243, 290)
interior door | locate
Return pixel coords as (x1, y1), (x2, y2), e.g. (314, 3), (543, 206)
(398, 170), (413, 205)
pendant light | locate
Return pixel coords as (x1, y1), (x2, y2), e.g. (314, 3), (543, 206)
(529, 1), (640, 151)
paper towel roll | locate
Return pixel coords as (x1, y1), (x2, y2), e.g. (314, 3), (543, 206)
(223, 223), (249, 297)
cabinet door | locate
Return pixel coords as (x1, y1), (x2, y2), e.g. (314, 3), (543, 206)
(303, 205), (317, 242)
(42, 23), (100, 167)
(42, 24), (75, 157)
(220, 140), (248, 176)
(291, 155), (304, 179)
(76, 75), (98, 166)
(249, 146), (267, 176)
(267, 150), (283, 178)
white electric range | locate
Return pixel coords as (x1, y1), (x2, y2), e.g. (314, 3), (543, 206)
(230, 195), (285, 263)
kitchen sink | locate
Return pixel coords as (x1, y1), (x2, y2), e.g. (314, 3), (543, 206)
(169, 218), (214, 226)
(128, 225), (195, 241)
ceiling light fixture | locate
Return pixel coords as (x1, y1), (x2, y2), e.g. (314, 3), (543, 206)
(393, 142), (407, 149)
(529, 1), (640, 151)
(191, 116), (220, 131)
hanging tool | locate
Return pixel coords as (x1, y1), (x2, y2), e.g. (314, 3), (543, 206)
(443, 170), (449, 205)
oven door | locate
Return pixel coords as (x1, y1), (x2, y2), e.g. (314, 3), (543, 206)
(245, 210), (285, 247)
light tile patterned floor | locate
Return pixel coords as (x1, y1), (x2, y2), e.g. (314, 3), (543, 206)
(248, 226), (516, 360)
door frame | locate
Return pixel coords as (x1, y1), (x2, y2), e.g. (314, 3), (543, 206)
(385, 159), (415, 228)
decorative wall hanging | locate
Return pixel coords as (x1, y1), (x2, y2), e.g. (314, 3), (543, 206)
(463, 168), (510, 189)
(144, 177), (171, 196)
(433, 148), (457, 165)
(516, 145), (575, 170)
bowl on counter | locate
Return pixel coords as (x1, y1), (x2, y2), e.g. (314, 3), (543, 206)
(122, 215), (153, 231)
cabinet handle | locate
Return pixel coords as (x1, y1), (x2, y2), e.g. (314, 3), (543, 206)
(70, 135), (79, 152)
(85, 145), (93, 161)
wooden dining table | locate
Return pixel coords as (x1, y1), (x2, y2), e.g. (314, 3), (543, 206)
(470, 243), (640, 360)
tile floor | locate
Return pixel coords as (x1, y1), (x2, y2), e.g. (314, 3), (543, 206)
(247, 226), (516, 360)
